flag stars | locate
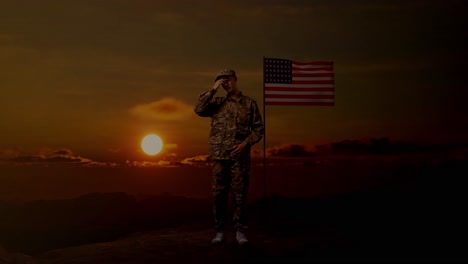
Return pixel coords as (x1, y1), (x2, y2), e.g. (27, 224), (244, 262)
(264, 58), (292, 83)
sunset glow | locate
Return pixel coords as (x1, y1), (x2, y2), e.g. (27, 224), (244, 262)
(141, 134), (163, 156)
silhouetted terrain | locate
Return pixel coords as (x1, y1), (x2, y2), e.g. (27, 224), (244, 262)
(0, 193), (212, 255)
(1, 159), (467, 263)
(248, 159), (468, 260)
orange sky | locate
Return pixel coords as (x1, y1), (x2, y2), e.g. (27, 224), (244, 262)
(1, 0), (467, 167)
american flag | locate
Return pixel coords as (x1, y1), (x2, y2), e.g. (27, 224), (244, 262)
(263, 58), (335, 106)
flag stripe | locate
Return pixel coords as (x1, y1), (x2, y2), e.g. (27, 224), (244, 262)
(264, 84), (334, 89)
(265, 94), (335, 99)
(292, 72), (334, 77)
(291, 80), (334, 84)
(265, 91), (334, 95)
(266, 98), (334, 102)
(265, 88), (334, 93)
(265, 101), (335, 106)
(292, 65), (333, 69)
(293, 77), (334, 81)
(292, 61), (334, 66)
(292, 66), (332, 71)
(292, 70), (332, 74)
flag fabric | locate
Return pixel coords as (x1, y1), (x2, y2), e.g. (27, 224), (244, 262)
(263, 58), (335, 106)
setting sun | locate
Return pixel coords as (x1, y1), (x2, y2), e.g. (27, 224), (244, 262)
(141, 134), (163, 155)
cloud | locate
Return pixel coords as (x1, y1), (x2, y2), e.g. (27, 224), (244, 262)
(0, 148), (21, 160)
(315, 138), (468, 156)
(251, 149), (263, 158)
(6, 148), (117, 167)
(10, 148), (86, 164)
(246, 144), (317, 159)
(130, 97), (194, 121)
(267, 144), (316, 158)
(180, 155), (210, 167)
(125, 160), (184, 168)
(253, 138), (468, 162)
(50, 149), (73, 156)
(125, 155), (211, 168)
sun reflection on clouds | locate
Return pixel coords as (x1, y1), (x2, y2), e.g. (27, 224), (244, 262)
(125, 160), (181, 168)
(125, 155), (211, 168)
(180, 155), (210, 167)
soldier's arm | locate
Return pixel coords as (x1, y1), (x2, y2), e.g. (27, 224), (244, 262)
(194, 79), (226, 117)
(194, 88), (218, 117)
(244, 100), (264, 146)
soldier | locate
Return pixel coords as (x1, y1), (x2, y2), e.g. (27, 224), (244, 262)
(194, 69), (264, 246)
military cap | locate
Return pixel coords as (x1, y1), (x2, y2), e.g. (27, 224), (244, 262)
(215, 69), (237, 81)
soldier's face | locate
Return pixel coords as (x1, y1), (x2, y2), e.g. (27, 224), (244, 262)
(222, 76), (237, 92)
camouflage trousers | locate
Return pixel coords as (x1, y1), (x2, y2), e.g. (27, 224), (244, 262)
(211, 158), (250, 232)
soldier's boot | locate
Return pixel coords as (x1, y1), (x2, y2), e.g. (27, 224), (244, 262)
(236, 231), (248, 246)
(211, 232), (225, 245)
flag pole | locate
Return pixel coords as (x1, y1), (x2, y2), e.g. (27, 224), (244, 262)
(262, 56), (267, 201)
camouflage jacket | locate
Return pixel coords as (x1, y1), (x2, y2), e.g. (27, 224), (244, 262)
(194, 89), (264, 160)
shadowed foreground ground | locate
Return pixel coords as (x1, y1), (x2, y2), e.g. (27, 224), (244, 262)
(37, 225), (335, 264)
(1, 160), (468, 263)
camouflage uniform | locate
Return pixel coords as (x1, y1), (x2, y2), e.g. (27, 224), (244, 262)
(194, 79), (264, 232)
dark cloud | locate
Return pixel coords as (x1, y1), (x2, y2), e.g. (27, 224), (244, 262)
(10, 150), (87, 164)
(316, 138), (468, 156)
(261, 138), (468, 159)
(51, 149), (73, 156)
(267, 144), (316, 157)
(10, 155), (44, 163)
(7, 148), (116, 167)
(0, 148), (20, 160)
(45, 156), (83, 163)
